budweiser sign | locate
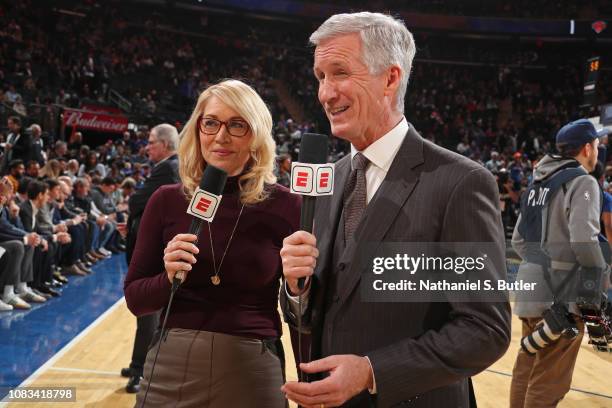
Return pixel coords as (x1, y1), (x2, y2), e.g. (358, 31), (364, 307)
(63, 108), (128, 134)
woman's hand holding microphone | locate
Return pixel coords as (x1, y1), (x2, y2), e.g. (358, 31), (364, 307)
(163, 234), (199, 283)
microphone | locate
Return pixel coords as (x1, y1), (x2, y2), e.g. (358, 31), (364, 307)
(174, 164), (227, 289)
(290, 133), (333, 289)
(290, 133), (333, 383)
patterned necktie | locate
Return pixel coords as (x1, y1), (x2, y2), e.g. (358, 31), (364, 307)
(343, 152), (369, 241)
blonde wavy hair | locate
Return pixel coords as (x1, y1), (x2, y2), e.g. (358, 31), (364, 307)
(178, 79), (276, 205)
(40, 159), (62, 179)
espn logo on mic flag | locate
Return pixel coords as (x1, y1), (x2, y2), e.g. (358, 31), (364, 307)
(290, 162), (335, 196)
(186, 189), (222, 221)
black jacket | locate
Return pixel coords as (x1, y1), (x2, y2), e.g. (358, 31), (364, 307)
(126, 154), (179, 263)
(8, 131), (33, 163)
(0, 206), (27, 242)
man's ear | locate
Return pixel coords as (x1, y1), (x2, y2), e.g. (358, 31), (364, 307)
(384, 65), (403, 107)
(384, 65), (402, 97)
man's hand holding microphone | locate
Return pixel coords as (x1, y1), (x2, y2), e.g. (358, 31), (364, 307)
(282, 132), (333, 296)
(280, 133), (374, 407)
(281, 231), (318, 296)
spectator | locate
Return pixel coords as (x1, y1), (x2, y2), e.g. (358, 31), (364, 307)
(4, 116), (32, 165)
(25, 160), (40, 179)
(121, 123), (179, 393)
(68, 132), (83, 153)
(485, 151), (503, 172)
(65, 159), (79, 182)
(12, 96), (27, 116)
(39, 159), (62, 179)
(29, 124), (46, 165)
(48, 141), (68, 162)
(275, 154), (291, 188)
(46, 178), (90, 277)
(78, 152), (106, 178)
(72, 177), (115, 258)
(0, 178), (46, 311)
(3, 160), (25, 193)
(18, 180), (61, 298)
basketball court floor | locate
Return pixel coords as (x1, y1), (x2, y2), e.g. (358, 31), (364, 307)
(0, 255), (610, 407)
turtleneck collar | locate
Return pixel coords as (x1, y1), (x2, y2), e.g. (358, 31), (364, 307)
(223, 174), (241, 195)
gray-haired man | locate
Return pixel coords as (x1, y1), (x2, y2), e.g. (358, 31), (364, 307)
(121, 123), (180, 393)
(281, 12), (510, 407)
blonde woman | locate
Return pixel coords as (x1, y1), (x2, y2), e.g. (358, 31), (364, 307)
(124, 79), (300, 407)
(39, 159), (62, 179)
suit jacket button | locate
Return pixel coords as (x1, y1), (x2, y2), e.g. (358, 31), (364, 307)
(333, 295), (340, 303)
(338, 263), (345, 271)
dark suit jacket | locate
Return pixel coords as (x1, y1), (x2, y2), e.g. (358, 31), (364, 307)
(31, 138), (45, 165)
(126, 154), (179, 263)
(19, 200), (52, 238)
(18, 200), (35, 233)
(0, 207), (27, 242)
(8, 131), (33, 163)
(281, 126), (511, 407)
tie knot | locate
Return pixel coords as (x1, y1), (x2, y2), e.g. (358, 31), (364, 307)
(352, 153), (369, 171)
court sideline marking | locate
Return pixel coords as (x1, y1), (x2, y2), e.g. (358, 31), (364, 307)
(0, 297), (126, 406)
(47, 367), (119, 376)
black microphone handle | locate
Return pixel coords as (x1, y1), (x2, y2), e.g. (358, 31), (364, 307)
(188, 218), (204, 237)
(173, 219), (204, 287)
(297, 196), (316, 290)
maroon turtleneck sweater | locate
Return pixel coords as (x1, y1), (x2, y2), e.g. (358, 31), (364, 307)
(124, 177), (301, 339)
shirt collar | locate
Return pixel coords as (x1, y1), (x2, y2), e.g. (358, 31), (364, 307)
(350, 117), (408, 172)
(154, 153), (174, 167)
(29, 200), (39, 215)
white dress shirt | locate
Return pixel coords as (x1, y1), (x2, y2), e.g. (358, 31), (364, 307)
(28, 200), (39, 230)
(350, 117), (408, 204)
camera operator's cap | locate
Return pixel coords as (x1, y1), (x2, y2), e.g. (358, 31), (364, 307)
(556, 118), (612, 146)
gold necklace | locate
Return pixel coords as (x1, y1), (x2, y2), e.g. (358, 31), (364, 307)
(208, 203), (245, 286)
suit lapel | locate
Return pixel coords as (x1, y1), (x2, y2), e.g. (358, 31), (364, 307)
(337, 125), (425, 303)
(23, 201), (34, 231)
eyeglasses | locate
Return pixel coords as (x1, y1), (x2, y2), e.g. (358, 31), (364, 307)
(198, 116), (250, 138)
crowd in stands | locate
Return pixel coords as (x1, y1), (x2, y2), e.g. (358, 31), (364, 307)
(0, 0), (611, 251)
(0, 114), (138, 311)
(312, 0), (606, 18)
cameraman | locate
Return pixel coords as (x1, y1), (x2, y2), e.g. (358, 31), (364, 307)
(509, 119), (611, 408)
(497, 168), (520, 235)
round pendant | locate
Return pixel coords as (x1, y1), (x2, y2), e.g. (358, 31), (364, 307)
(211, 275), (221, 286)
